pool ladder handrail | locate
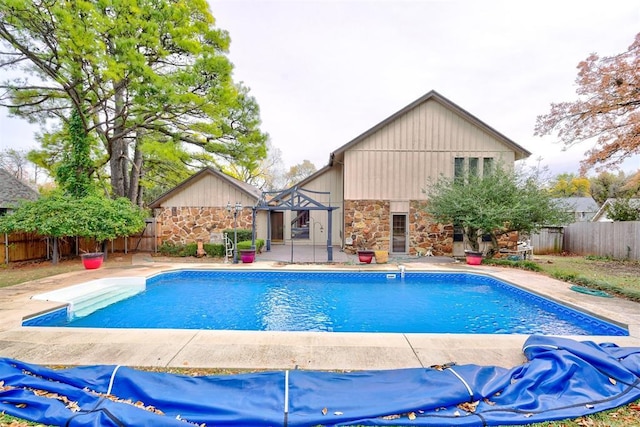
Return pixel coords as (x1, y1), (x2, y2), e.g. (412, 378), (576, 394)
(223, 233), (234, 264)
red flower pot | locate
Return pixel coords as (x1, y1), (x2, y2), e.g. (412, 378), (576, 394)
(81, 252), (104, 269)
(240, 249), (256, 263)
(464, 250), (483, 265)
(357, 250), (375, 264)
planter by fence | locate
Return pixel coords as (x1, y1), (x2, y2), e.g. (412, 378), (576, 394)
(81, 252), (104, 269)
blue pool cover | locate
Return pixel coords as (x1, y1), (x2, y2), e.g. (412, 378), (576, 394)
(0, 335), (639, 426)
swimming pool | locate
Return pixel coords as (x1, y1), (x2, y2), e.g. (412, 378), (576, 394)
(24, 270), (628, 335)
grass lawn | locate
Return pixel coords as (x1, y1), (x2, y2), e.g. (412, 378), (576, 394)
(1, 253), (639, 427)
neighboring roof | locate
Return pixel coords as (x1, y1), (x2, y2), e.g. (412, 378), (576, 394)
(591, 198), (640, 222)
(0, 168), (39, 209)
(329, 90), (532, 164)
(552, 197), (600, 213)
(147, 167), (261, 209)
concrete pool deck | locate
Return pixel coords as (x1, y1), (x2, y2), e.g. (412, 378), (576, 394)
(1, 252), (639, 371)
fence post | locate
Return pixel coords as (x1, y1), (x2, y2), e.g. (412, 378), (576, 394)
(4, 233), (8, 264)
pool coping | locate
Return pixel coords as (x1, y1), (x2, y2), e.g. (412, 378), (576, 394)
(1, 259), (639, 370)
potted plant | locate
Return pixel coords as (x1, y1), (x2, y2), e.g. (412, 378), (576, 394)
(237, 241), (256, 263)
(374, 250), (388, 264)
(81, 251), (104, 269)
(464, 249), (483, 265)
(356, 237), (375, 264)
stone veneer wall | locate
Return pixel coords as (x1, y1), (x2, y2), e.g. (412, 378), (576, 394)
(344, 200), (390, 253)
(408, 200), (453, 256)
(155, 207), (254, 245)
(344, 200), (453, 256)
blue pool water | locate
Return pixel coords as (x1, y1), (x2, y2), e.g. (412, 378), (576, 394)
(25, 271), (628, 335)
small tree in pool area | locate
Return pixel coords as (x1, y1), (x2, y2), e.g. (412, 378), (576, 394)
(0, 194), (147, 264)
(423, 164), (572, 257)
(0, 109), (147, 264)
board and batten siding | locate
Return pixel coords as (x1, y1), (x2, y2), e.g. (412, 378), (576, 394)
(160, 173), (257, 208)
(281, 165), (344, 246)
(343, 99), (515, 200)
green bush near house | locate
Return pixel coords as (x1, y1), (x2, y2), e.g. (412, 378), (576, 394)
(203, 243), (226, 258)
(158, 241), (197, 257)
(223, 229), (253, 242)
(236, 239), (265, 252)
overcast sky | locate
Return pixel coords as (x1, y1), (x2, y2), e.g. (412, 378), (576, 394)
(1, 0), (639, 177)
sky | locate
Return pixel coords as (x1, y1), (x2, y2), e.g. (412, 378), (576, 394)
(1, 0), (640, 178)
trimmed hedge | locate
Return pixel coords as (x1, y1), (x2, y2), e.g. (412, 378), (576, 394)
(223, 229), (253, 242)
(157, 238), (264, 258)
(158, 241), (198, 257)
(237, 239), (265, 252)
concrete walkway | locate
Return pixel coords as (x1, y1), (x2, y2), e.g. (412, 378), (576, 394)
(1, 254), (639, 371)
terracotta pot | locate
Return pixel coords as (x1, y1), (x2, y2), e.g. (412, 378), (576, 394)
(374, 250), (388, 264)
(81, 252), (104, 269)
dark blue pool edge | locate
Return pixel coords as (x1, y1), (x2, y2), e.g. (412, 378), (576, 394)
(22, 269), (630, 336)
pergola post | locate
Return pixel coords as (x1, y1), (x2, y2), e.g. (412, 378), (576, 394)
(327, 210), (333, 261)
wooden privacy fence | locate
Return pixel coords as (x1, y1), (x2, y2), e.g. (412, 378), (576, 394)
(2, 219), (157, 264)
(562, 221), (640, 260)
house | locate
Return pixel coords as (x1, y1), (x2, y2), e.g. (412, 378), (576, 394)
(152, 91), (531, 257)
(148, 167), (267, 245)
(591, 198), (640, 222)
(280, 90), (531, 256)
(0, 168), (39, 215)
(552, 197), (600, 223)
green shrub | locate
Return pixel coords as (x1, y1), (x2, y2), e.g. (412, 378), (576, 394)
(223, 229), (253, 242)
(158, 241), (197, 257)
(236, 239), (265, 251)
(236, 240), (253, 250)
(203, 243), (225, 257)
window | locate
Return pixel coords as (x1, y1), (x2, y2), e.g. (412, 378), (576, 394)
(453, 225), (464, 242)
(469, 157), (479, 178)
(483, 157), (494, 176)
(454, 157), (465, 182)
(291, 210), (309, 239)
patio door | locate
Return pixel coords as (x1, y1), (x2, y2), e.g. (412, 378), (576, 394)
(391, 214), (408, 253)
(270, 211), (284, 242)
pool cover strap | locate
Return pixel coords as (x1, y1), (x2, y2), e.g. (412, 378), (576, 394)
(0, 335), (639, 426)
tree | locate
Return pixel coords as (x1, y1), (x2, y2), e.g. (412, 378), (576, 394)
(605, 198), (640, 221)
(535, 32), (640, 175)
(0, 194), (147, 264)
(548, 173), (591, 197)
(0, 148), (38, 183)
(423, 164), (572, 256)
(589, 171), (630, 205)
(0, 0), (267, 203)
(55, 109), (96, 198)
(223, 140), (286, 190)
(284, 160), (317, 187)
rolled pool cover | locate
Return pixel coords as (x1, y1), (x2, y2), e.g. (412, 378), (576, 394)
(0, 335), (639, 426)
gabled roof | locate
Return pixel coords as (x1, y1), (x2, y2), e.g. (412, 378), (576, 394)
(591, 198), (640, 222)
(552, 197), (600, 213)
(330, 90), (531, 164)
(148, 167), (261, 209)
(0, 168), (39, 209)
